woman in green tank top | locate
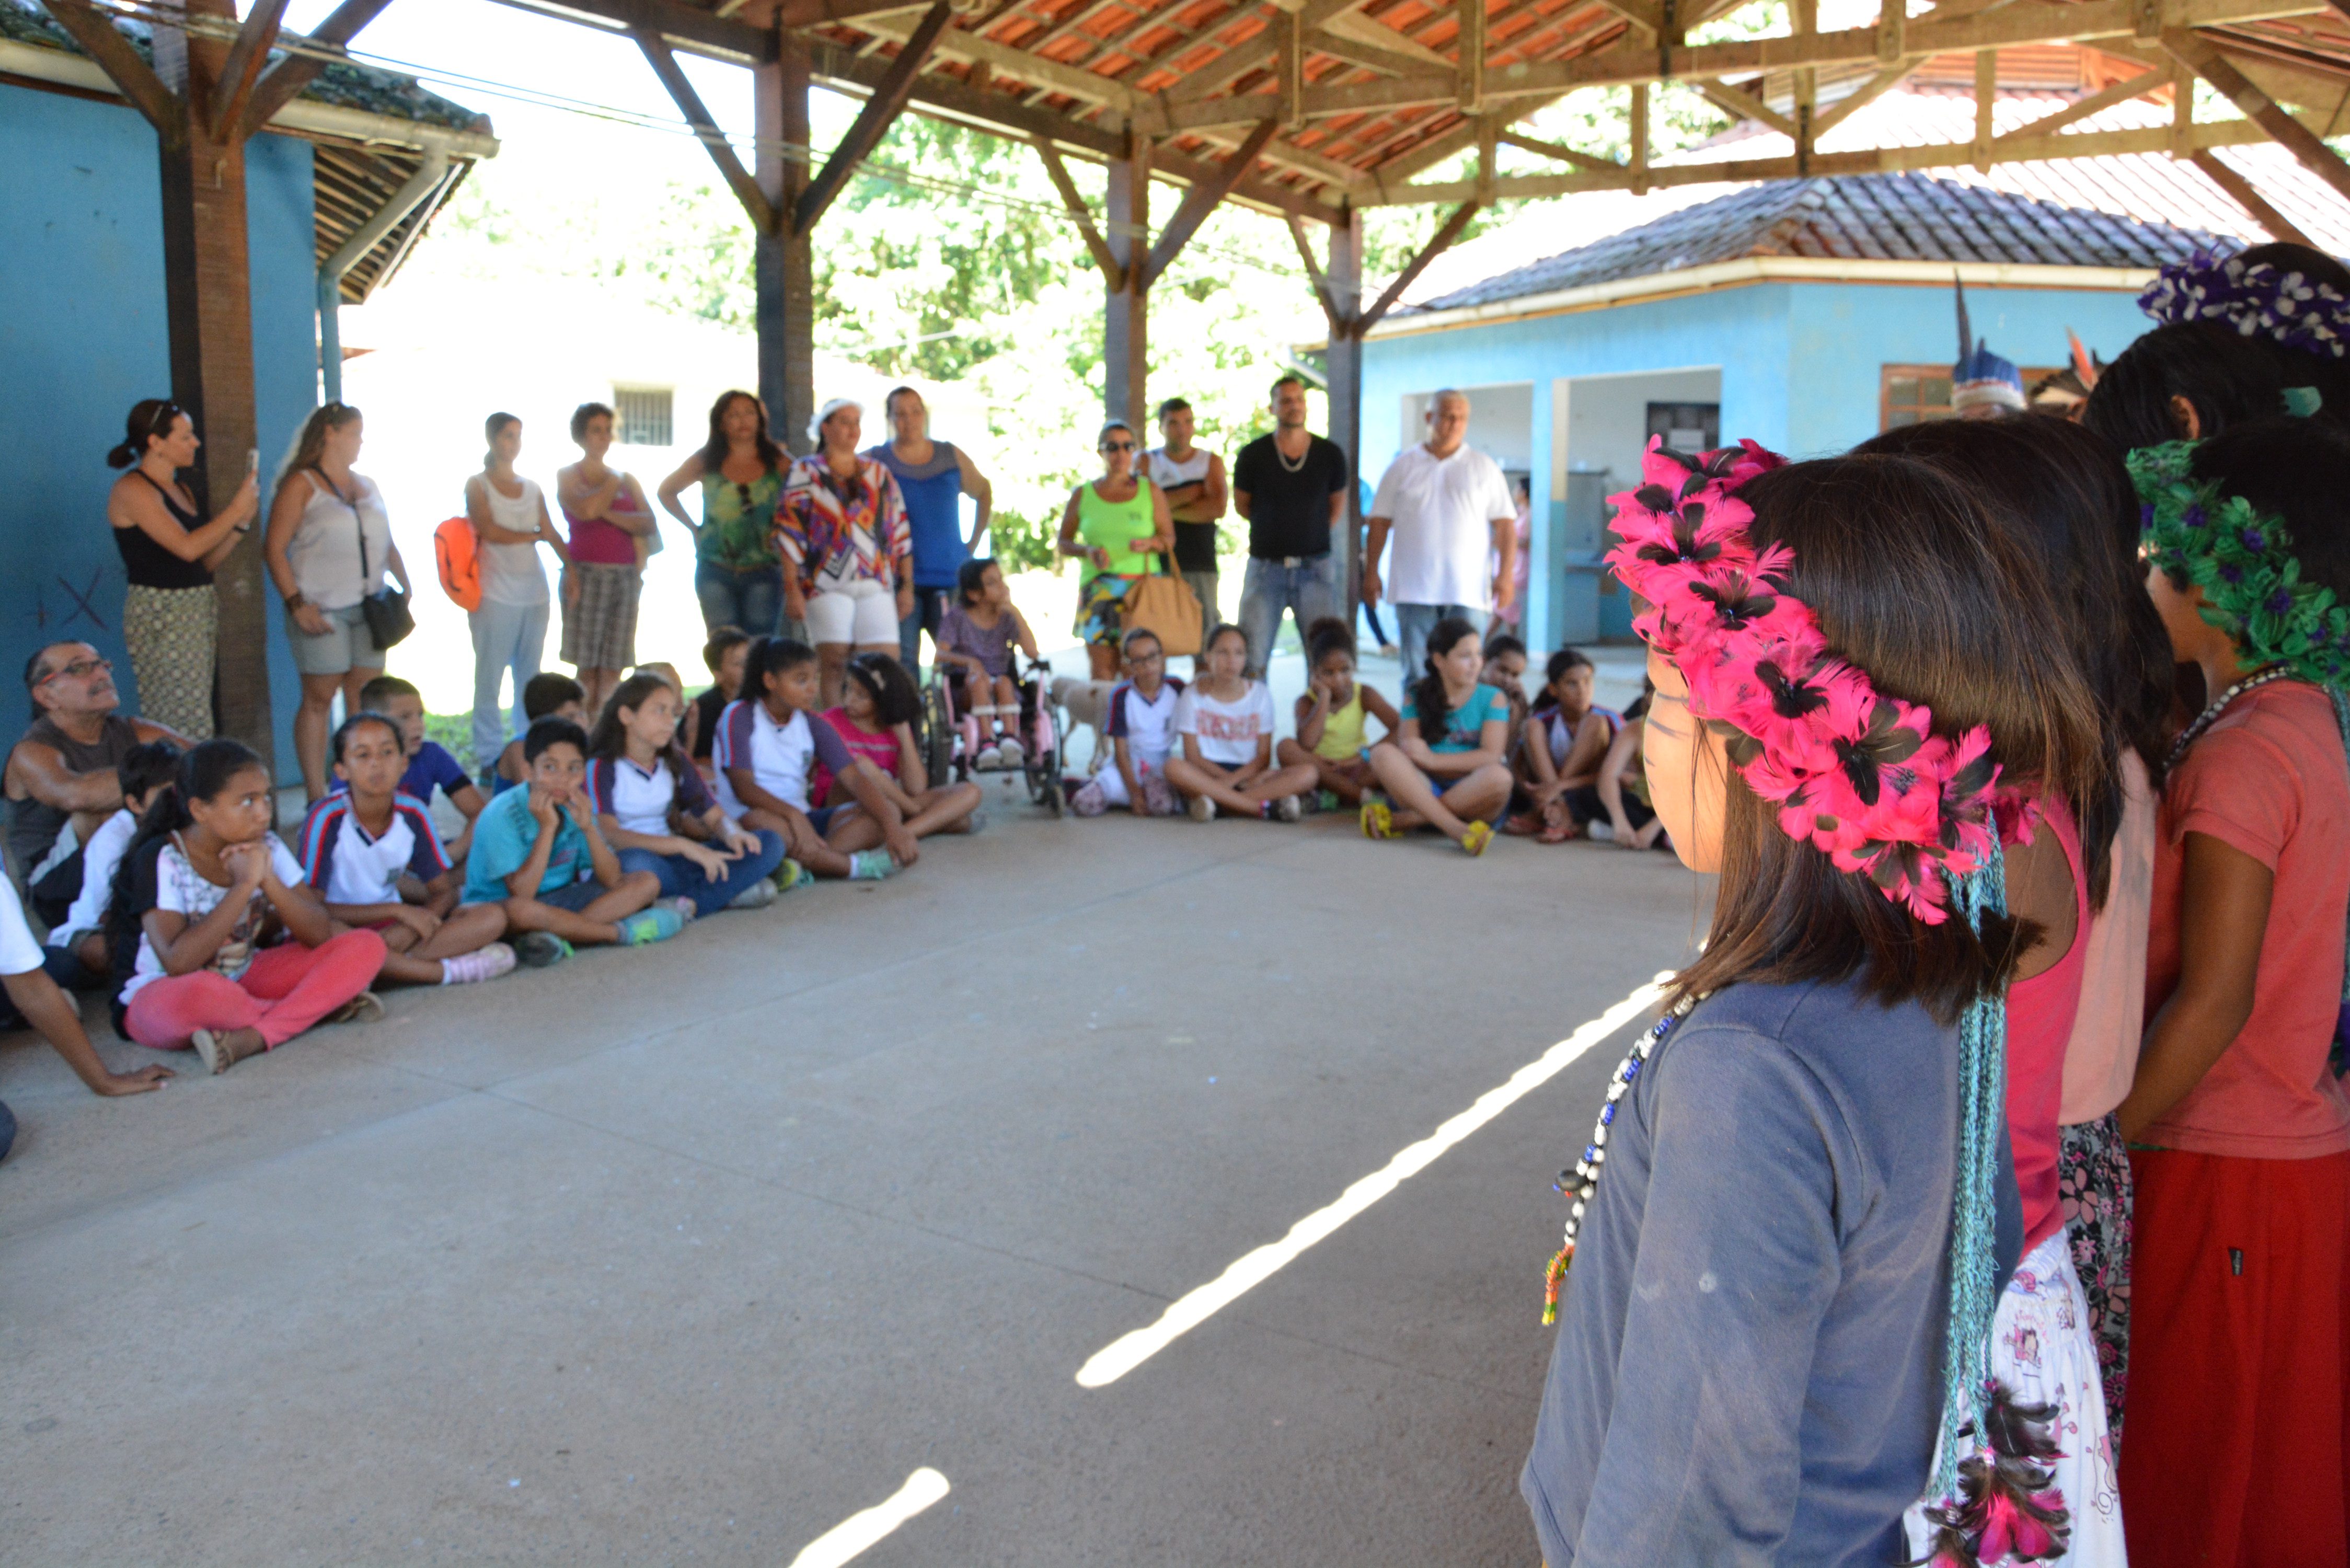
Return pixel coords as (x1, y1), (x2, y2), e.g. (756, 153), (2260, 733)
(1056, 419), (1174, 680)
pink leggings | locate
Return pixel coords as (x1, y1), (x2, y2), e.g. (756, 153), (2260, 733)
(125, 929), (387, 1052)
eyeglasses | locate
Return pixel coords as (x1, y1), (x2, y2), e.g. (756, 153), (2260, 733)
(1127, 648), (1164, 664)
(36, 656), (112, 687)
(1102, 441), (1137, 454)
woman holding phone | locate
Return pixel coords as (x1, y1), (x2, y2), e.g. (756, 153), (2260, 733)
(103, 399), (258, 740)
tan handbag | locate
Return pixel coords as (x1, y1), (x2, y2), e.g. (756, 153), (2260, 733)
(1121, 561), (1203, 657)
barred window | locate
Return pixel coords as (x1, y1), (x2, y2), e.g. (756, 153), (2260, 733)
(613, 387), (674, 448)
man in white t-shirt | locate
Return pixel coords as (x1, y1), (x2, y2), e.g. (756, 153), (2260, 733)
(1363, 389), (1518, 678)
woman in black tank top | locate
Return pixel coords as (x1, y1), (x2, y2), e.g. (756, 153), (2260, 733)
(106, 399), (257, 740)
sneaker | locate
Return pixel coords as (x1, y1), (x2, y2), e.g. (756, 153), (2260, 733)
(670, 895), (699, 924)
(772, 858), (812, 894)
(190, 1028), (230, 1076)
(975, 743), (1002, 769)
(1189, 793), (1215, 823)
(848, 849), (898, 881)
(441, 942), (517, 985)
(996, 735), (1025, 767)
(1306, 789), (1337, 814)
(727, 878), (778, 911)
(515, 931), (574, 967)
(965, 806), (988, 834)
(617, 906), (684, 946)
(1275, 793), (1303, 823)
(1587, 821), (1616, 843)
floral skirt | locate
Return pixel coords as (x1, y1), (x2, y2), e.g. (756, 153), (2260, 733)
(122, 582), (215, 740)
(1906, 1229), (2127, 1565)
(2057, 1113), (2133, 1440)
(1073, 571), (1134, 649)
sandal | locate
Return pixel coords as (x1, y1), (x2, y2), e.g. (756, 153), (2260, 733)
(190, 1028), (229, 1076)
(1460, 820), (1494, 858)
(1537, 818), (1581, 845)
(1359, 799), (1400, 840)
(326, 991), (385, 1027)
(1502, 812), (1541, 837)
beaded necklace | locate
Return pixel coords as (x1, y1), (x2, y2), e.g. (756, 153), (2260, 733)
(2166, 663), (2291, 770)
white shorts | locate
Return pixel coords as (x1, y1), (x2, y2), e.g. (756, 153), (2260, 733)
(804, 579), (897, 648)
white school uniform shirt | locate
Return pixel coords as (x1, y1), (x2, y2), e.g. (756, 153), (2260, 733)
(0, 877), (44, 977)
(47, 806), (136, 951)
(296, 792), (449, 907)
(1107, 676), (1185, 771)
(584, 755), (718, 835)
(1368, 442), (1516, 610)
(1173, 681), (1277, 768)
(710, 698), (854, 817)
(120, 833), (307, 1003)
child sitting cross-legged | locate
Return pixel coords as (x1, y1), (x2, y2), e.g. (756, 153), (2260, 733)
(1509, 648), (1618, 843)
(41, 738), (180, 994)
(937, 558), (1040, 768)
(493, 673), (589, 795)
(356, 675), (486, 861)
(109, 738), (388, 1075)
(1067, 628), (1183, 817)
(1275, 617), (1398, 810)
(299, 712), (515, 987)
(1363, 615), (1513, 855)
(586, 672), (790, 912)
(817, 654), (985, 841)
(715, 637), (912, 880)
(1165, 624), (1318, 822)
(462, 715), (680, 966)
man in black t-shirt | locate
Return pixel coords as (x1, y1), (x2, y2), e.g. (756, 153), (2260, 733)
(1230, 375), (1350, 678)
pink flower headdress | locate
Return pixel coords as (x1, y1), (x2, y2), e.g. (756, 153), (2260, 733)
(1604, 439), (2001, 924)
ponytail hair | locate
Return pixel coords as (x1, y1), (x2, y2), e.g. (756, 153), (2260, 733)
(1304, 615), (1355, 666)
(586, 672), (693, 779)
(109, 398), (185, 469)
(483, 412), (520, 471)
(1413, 616), (1481, 745)
(742, 635), (818, 711)
(103, 737), (266, 979)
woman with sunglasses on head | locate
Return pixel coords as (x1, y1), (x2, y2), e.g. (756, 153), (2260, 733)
(103, 399), (258, 742)
(777, 399), (912, 708)
(658, 390), (789, 640)
(1058, 420), (1176, 682)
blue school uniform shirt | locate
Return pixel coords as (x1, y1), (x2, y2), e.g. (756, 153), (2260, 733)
(1520, 975), (2023, 1567)
(1399, 682), (1507, 753)
(463, 785), (590, 904)
(402, 740), (472, 805)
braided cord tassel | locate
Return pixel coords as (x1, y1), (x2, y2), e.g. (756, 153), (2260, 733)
(1936, 835), (2011, 1505)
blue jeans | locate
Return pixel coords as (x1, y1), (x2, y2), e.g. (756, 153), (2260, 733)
(617, 829), (786, 916)
(898, 587), (947, 672)
(469, 598), (549, 773)
(1392, 602), (1488, 679)
(1237, 553), (1343, 677)
(694, 560), (786, 639)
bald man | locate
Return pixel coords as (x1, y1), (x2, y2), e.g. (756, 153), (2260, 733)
(1362, 389), (1518, 677)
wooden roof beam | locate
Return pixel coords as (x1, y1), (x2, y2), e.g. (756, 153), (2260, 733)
(2165, 28), (2350, 206)
(238, 0), (402, 139)
(845, 7), (1138, 113)
(796, 0), (953, 230)
(1143, 115), (1276, 283)
(40, 0), (183, 137)
(1692, 76), (1801, 138)
(1032, 133), (1128, 283)
(1496, 125), (1614, 169)
(1991, 60), (2165, 140)
(208, 0), (293, 143)
(2190, 147), (2320, 242)
(636, 26), (778, 229)
(486, 0), (777, 62)
(1358, 197), (1479, 331)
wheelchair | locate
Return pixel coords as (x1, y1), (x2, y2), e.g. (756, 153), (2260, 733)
(921, 655), (1066, 817)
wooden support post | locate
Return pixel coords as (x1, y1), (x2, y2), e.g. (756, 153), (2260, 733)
(1458, 0), (1485, 113)
(1793, 0), (1816, 172)
(1973, 47), (1996, 170)
(1325, 205), (1364, 625)
(2190, 148), (2317, 244)
(1876, 0), (1903, 63)
(1629, 84), (1649, 192)
(1104, 134), (1151, 427)
(2165, 30), (2350, 209)
(45, 0), (292, 767)
(1278, 7), (1305, 132)
(1477, 114), (1499, 200)
(756, 28), (815, 454)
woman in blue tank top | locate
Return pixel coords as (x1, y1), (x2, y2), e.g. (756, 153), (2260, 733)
(864, 387), (993, 670)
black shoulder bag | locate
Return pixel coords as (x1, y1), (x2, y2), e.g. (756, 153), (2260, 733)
(327, 470), (414, 649)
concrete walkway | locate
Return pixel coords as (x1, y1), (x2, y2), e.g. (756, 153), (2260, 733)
(1, 675), (1696, 1566)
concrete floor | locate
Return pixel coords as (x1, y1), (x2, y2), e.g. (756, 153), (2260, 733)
(0, 651), (1698, 1568)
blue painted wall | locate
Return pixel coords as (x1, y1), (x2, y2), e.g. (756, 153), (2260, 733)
(1363, 276), (2157, 649)
(1, 84), (314, 780)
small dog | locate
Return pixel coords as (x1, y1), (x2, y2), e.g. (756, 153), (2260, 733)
(1049, 676), (1119, 775)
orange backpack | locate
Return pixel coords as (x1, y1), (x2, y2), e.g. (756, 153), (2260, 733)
(433, 516), (481, 611)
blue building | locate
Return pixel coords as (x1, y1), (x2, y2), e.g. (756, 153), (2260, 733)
(0, 0), (490, 776)
(1358, 169), (2259, 650)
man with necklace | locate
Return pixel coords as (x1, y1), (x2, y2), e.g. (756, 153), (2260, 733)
(1231, 376), (1350, 679)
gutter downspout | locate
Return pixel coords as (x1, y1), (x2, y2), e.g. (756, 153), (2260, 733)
(318, 141), (451, 400)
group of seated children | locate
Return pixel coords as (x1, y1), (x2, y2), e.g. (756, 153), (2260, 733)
(1069, 615), (1663, 856)
(1, 638), (993, 1091)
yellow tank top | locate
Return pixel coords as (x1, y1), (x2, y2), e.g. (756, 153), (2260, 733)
(1314, 686), (1368, 761)
(1077, 479), (1158, 581)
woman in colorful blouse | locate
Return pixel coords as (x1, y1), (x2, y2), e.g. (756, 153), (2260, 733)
(657, 390), (787, 639)
(778, 398), (912, 707)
